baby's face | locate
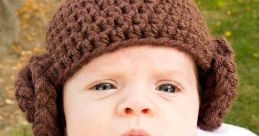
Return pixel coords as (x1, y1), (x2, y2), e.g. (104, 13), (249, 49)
(63, 45), (200, 136)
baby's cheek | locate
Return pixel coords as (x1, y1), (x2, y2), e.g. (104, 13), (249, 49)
(160, 100), (199, 134)
(177, 95), (199, 121)
(66, 103), (111, 135)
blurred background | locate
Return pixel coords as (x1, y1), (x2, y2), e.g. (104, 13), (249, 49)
(0, 0), (258, 135)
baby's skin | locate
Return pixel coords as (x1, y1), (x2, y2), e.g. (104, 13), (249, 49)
(63, 45), (200, 136)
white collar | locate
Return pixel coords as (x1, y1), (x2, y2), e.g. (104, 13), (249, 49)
(196, 123), (257, 136)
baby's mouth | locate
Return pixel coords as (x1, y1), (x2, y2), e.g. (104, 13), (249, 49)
(120, 128), (151, 136)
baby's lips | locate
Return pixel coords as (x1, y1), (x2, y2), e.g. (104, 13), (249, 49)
(120, 128), (151, 136)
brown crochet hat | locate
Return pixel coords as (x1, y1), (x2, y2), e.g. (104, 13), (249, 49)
(14, 0), (238, 135)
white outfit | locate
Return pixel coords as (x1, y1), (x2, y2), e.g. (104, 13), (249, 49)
(197, 123), (257, 136)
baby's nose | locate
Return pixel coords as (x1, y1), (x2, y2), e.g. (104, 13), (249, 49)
(116, 93), (155, 117)
(124, 107), (151, 115)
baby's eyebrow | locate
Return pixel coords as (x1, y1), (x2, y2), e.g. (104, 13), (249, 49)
(152, 69), (195, 83)
(80, 67), (126, 79)
(85, 67), (186, 77)
(84, 67), (195, 85)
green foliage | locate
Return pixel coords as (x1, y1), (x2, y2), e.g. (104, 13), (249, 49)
(196, 0), (228, 9)
(196, 0), (259, 134)
(10, 124), (32, 136)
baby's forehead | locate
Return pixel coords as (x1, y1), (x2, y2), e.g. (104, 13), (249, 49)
(77, 45), (198, 80)
(113, 45), (190, 57)
(89, 45), (195, 67)
(89, 45), (195, 66)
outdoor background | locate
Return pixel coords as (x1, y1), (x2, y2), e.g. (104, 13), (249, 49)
(0, 0), (258, 135)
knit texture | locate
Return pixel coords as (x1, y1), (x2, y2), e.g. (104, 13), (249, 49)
(14, 0), (238, 135)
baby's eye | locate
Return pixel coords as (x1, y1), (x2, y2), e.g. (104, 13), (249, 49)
(90, 82), (116, 91)
(89, 82), (178, 93)
(156, 83), (177, 93)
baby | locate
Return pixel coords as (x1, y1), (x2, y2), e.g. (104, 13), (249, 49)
(14, 0), (257, 136)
